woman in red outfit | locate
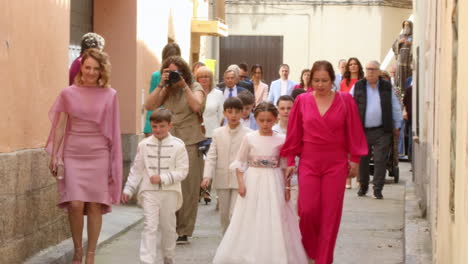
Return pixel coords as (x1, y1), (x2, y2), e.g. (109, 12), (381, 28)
(294, 68), (313, 91)
(340, 57), (364, 93)
(281, 60), (367, 264)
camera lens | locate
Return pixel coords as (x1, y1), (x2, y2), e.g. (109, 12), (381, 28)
(169, 71), (181, 84)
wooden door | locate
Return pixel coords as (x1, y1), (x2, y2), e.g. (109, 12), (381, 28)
(219, 35), (283, 86)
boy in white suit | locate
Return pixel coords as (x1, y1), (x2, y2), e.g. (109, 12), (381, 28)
(201, 97), (252, 234)
(122, 108), (189, 264)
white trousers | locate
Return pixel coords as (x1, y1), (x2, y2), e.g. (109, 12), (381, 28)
(140, 191), (178, 264)
(217, 188), (238, 234)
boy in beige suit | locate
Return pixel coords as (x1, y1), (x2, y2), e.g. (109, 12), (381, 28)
(201, 97), (252, 234)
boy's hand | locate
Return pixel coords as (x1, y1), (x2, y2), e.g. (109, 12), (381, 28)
(121, 193), (130, 204)
(150, 175), (161, 185)
(238, 183), (246, 197)
(201, 178), (211, 189)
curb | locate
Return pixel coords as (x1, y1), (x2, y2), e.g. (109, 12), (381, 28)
(403, 172), (432, 263)
(24, 205), (144, 264)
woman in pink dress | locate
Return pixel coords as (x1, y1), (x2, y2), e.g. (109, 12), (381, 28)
(46, 49), (122, 264)
(281, 61), (367, 264)
(250, 64), (269, 105)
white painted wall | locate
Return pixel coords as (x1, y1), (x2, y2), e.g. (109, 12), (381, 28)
(226, 3), (412, 81)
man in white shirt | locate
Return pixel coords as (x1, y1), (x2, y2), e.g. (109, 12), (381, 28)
(334, 59), (347, 91)
(268, 64), (296, 105)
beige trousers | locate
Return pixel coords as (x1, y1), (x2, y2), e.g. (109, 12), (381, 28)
(176, 144), (204, 236)
(140, 191), (178, 264)
(217, 188), (238, 234)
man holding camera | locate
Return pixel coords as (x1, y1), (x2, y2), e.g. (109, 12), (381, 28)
(144, 56), (206, 244)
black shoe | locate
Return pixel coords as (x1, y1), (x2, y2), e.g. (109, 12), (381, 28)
(357, 185), (368, 196)
(373, 189), (384, 199)
(176, 235), (188, 245)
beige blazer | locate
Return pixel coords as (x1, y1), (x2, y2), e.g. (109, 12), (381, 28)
(254, 81), (269, 106)
(203, 124), (252, 189)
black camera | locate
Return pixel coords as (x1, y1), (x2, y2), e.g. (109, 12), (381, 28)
(168, 71), (182, 84)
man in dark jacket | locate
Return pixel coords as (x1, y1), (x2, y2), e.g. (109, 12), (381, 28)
(350, 60), (403, 199)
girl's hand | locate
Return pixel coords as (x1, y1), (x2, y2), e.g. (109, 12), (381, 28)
(49, 157), (57, 178)
(348, 162), (359, 178)
(285, 189), (291, 201)
(285, 166), (295, 181)
(238, 183), (246, 197)
(121, 193), (130, 204)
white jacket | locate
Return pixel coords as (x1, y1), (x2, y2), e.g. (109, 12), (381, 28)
(123, 134), (189, 209)
(203, 124), (252, 189)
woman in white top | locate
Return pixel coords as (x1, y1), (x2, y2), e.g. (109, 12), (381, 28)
(250, 64), (269, 106)
(196, 66), (225, 139)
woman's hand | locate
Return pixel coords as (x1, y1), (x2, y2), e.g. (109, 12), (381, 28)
(49, 157), (57, 178)
(173, 77), (188, 91)
(285, 188), (291, 201)
(348, 162), (359, 178)
(238, 182), (246, 197)
(159, 68), (170, 87)
(285, 166), (296, 181)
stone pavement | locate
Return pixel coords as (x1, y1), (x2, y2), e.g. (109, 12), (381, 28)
(95, 163), (415, 264)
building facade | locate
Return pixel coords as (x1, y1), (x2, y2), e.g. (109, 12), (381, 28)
(412, 0), (468, 263)
(0, 0), (225, 262)
(224, 0), (412, 82)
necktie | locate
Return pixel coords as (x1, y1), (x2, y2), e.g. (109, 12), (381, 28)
(229, 88), (233, 98)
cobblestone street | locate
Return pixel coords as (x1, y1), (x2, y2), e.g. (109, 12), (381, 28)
(95, 163), (410, 264)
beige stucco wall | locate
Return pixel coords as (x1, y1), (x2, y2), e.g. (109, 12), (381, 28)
(94, 0), (196, 135)
(0, 0), (70, 153)
(0, 1), (71, 263)
(226, 3), (411, 81)
(413, 1), (468, 263)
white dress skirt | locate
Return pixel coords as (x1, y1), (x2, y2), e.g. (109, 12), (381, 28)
(213, 131), (308, 264)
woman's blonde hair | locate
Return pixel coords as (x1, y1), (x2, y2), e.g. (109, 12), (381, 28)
(74, 48), (111, 88)
(194, 66), (214, 92)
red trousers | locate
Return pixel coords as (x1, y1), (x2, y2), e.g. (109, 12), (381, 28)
(298, 143), (348, 264)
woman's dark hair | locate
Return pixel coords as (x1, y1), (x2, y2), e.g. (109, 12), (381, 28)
(291, 88), (306, 100)
(254, 101), (279, 118)
(192, 61), (205, 74)
(250, 64), (263, 79)
(299, 69), (310, 88)
(161, 56), (193, 86)
(310, 60), (336, 85)
(162, 43), (181, 61)
(342, 57), (364, 86)
(223, 97), (244, 111)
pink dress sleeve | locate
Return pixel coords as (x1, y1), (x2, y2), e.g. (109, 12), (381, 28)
(342, 93), (368, 163)
(45, 89), (68, 158)
(108, 93), (123, 204)
(280, 95), (304, 166)
(230, 132), (252, 172)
